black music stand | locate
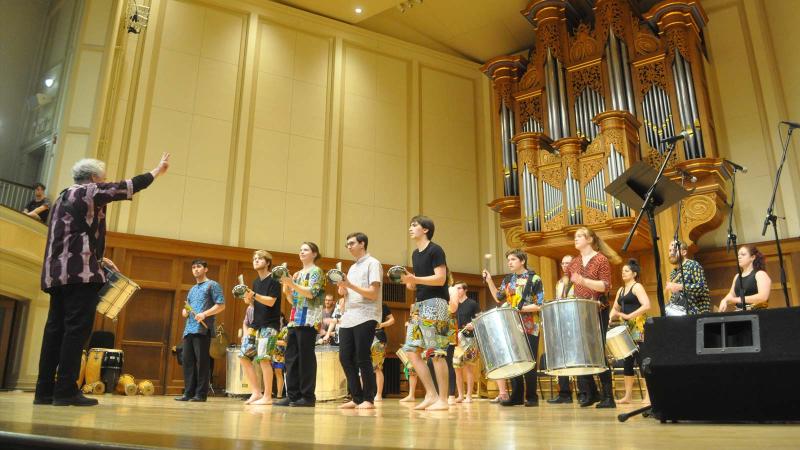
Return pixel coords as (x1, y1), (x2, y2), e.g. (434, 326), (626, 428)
(606, 159), (688, 315)
(605, 147), (689, 423)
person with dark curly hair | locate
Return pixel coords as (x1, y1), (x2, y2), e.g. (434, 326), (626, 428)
(718, 245), (771, 312)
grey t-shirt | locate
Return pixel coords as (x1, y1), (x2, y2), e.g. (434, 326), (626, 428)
(339, 254), (383, 328)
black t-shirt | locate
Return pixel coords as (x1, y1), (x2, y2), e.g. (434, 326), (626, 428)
(455, 298), (480, 329)
(411, 241), (449, 302)
(250, 275), (282, 329)
(25, 198), (50, 222)
(375, 303), (392, 343)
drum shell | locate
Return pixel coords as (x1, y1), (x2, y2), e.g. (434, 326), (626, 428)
(97, 270), (140, 320)
(315, 345), (347, 401)
(226, 345), (263, 396)
(117, 374), (137, 396)
(541, 299), (606, 376)
(473, 308), (535, 380)
(605, 326), (637, 360)
(100, 349), (124, 392)
(85, 349), (106, 385)
(138, 380), (155, 396)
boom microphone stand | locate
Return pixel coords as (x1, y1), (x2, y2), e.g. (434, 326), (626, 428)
(761, 123), (795, 307)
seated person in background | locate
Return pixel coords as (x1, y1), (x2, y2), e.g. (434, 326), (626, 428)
(23, 182), (50, 222)
(718, 245), (771, 312)
(319, 295), (343, 344)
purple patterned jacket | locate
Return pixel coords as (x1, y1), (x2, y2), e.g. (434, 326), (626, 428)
(40, 173), (154, 291)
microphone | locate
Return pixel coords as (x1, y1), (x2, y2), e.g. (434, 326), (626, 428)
(675, 167), (697, 183)
(660, 128), (695, 144)
(724, 159), (748, 174)
(781, 120), (800, 129)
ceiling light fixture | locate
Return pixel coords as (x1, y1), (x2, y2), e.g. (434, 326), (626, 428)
(355, 7), (362, 14)
(397, 0), (422, 13)
(44, 77), (55, 88)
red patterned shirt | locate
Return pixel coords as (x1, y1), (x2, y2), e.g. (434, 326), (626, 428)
(565, 252), (612, 305)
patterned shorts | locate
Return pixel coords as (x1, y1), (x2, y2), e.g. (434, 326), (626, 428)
(371, 338), (386, 370)
(239, 327), (278, 363)
(402, 298), (453, 360)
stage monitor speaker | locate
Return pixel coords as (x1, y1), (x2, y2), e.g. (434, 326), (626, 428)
(640, 307), (800, 422)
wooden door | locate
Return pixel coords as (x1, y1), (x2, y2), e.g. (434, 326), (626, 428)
(118, 289), (175, 394)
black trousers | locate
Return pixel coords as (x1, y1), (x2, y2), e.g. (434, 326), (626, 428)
(510, 334), (539, 403)
(577, 307), (613, 398)
(557, 376), (572, 397)
(623, 350), (642, 376)
(182, 333), (211, 398)
(36, 283), (103, 399)
(339, 320), (377, 403)
(429, 344), (456, 396)
(285, 326), (317, 402)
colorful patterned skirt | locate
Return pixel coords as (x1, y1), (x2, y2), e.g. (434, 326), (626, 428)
(371, 338), (386, 370)
(401, 298), (453, 360)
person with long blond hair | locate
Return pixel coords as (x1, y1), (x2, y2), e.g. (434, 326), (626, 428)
(564, 227), (620, 409)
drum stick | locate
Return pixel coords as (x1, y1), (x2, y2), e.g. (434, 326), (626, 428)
(483, 254), (492, 284)
(184, 303), (208, 328)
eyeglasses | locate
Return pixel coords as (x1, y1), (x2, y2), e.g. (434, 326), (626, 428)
(345, 241), (358, 248)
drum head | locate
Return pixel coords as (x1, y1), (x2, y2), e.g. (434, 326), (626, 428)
(486, 361), (535, 380)
(606, 326), (627, 338)
(327, 269), (345, 283)
(387, 266), (406, 284)
(271, 265), (290, 280)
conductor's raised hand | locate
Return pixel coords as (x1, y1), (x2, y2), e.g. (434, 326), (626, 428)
(152, 152), (171, 178)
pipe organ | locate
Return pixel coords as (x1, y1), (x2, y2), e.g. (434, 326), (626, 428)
(485, 0), (730, 258)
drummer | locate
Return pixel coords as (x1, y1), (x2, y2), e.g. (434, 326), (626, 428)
(609, 258), (650, 404)
(547, 255), (576, 405)
(452, 281), (480, 403)
(482, 249), (544, 407)
(564, 227), (621, 409)
(335, 232), (383, 410)
(240, 250), (282, 406)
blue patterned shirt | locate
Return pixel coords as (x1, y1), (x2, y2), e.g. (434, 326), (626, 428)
(183, 280), (224, 337)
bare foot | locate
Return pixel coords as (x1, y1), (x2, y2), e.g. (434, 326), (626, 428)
(252, 397), (272, 405)
(339, 401), (357, 409)
(374, 396), (383, 402)
(414, 396), (437, 410)
(399, 395), (415, 403)
(617, 397), (631, 404)
(454, 395), (464, 403)
(425, 399), (450, 411)
(244, 393), (262, 405)
(356, 401), (375, 409)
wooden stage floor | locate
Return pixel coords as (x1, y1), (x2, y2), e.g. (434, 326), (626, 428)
(0, 392), (797, 449)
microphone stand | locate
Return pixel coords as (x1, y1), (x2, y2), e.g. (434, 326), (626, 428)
(672, 174), (693, 313)
(618, 142), (679, 424)
(725, 165), (747, 311)
(761, 125), (793, 307)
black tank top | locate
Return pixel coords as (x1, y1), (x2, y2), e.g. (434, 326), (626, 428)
(618, 283), (641, 315)
(733, 271), (760, 297)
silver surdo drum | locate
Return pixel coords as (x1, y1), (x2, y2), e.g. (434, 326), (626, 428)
(541, 298), (607, 376)
(473, 307), (535, 379)
(605, 326), (637, 360)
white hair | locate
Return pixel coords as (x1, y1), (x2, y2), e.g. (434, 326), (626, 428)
(72, 158), (106, 183)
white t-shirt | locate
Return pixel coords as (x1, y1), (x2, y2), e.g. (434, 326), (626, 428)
(339, 254), (383, 328)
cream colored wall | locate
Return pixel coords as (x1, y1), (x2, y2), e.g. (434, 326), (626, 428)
(96, 0), (494, 272)
(700, 0), (800, 248)
(0, 208), (50, 390)
(49, 0), (120, 193)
